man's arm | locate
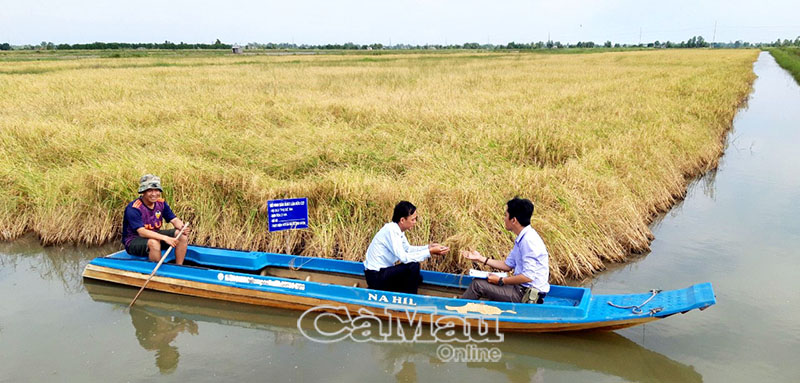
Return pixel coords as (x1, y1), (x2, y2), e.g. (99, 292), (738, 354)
(402, 235), (446, 254)
(388, 231), (431, 264)
(487, 273), (531, 286)
(462, 250), (530, 285)
(136, 227), (178, 247)
(407, 244), (429, 252)
(169, 217), (189, 233)
(407, 241), (448, 256)
(461, 250), (512, 272)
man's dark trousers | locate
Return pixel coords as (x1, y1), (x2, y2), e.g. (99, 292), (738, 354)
(364, 262), (422, 294)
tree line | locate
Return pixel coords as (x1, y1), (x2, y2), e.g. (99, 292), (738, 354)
(2, 36), (799, 52)
(1, 39), (231, 51)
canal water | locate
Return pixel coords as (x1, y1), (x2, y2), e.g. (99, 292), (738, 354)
(1, 52), (798, 382)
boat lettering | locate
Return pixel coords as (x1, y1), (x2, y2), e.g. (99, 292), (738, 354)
(367, 293), (416, 306)
(217, 272), (306, 291)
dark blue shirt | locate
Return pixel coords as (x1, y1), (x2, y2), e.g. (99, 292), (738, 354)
(122, 198), (176, 248)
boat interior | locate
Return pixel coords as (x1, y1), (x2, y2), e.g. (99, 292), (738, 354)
(104, 246), (585, 306)
(258, 265), (468, 298)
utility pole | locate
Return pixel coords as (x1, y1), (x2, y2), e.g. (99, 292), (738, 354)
(712, 21), (717, 43)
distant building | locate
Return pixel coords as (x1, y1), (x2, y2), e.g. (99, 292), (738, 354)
(232, 44), (243, 54)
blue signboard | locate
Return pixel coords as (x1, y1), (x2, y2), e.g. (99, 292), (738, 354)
(267, 198), (309, 232)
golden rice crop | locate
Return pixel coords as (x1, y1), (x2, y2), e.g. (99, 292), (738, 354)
(0, 49), (758, 282)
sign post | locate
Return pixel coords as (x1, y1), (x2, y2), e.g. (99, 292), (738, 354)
(267, 198), (309, 254)
(267, 197), (309, 232)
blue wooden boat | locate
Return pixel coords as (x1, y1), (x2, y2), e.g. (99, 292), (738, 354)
(82, 245), (716, 332)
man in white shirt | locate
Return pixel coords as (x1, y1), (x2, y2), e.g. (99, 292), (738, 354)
(460, 197), (550, 304)
(364, 201), (450, 294)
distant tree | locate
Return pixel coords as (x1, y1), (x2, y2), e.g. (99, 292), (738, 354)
(506, 41), (532, 49)
(0, 42), (10, 50)
(604, 40), (612, 48)
(37, 41), (55, 50)
(214, 38), (222, 45)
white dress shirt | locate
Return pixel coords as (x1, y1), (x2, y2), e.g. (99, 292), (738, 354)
(363, 222), (431, 271)
(505, 225), (550, 293)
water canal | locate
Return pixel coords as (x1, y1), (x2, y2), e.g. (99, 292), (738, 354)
(1, 52), (798, 382)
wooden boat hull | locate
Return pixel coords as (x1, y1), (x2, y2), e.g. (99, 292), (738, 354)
(82, 246), (715, 333)
(85, 280), (703, 383)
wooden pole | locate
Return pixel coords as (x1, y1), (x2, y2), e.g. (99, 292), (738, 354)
(128, 224), (189, 308)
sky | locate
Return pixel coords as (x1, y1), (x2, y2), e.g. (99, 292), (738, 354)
(2, 0), (799, 46)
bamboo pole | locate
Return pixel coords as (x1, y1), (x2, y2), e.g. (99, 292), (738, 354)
(128, 224), (189, 308)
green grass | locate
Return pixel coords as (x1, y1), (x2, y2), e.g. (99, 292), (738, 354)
(768, 47), (800, 84)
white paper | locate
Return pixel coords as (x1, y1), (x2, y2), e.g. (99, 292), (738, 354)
(468, 269), (508, 279)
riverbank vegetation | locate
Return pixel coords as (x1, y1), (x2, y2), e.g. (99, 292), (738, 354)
(0, 49), (757, 282)
(768, 47), (800, 84)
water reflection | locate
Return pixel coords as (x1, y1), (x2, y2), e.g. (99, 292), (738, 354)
(130, 306), (199, 374)
(85, 281), (702, 382)
(0, 235), (117, 292)
(586, 52), (800, 382)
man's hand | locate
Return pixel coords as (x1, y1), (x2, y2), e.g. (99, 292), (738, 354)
(163, 235), (179, 247)
(460, 249), (483, 262)
(164, 223), (190, 247)
(177, 224), (191, 236)
(487, 274), (501, 285)
(430, 243), (450, 255)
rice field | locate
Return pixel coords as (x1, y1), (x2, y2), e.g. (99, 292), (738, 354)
(0, 49), (758, 282)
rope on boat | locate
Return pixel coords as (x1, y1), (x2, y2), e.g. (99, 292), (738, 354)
(607, 289), (663, 314)
(288, 256), (316, 271)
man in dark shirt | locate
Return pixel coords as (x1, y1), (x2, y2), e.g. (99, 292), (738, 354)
(122, 174), (190, 264)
